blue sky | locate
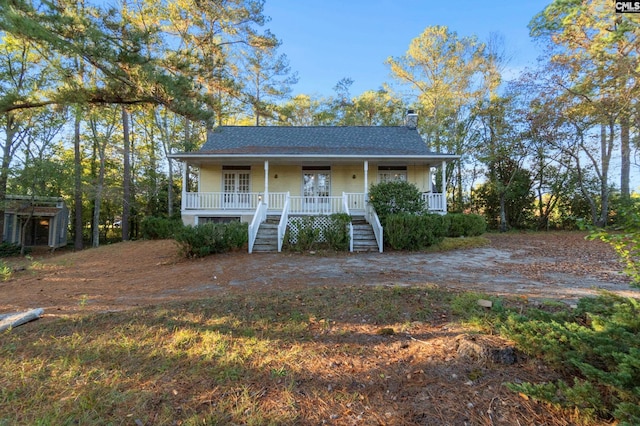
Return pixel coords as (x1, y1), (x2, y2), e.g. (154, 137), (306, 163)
(262, 0), (551, 97)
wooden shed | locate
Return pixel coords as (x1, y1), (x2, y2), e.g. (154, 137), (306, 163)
(3, 196), (69, 248)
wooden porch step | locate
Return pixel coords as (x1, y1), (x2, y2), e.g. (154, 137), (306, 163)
(351, 215), (368, 225)
(265, 215), (280, 225)
(253, 222), (278, 252)
(251, 217), (380, 253)
(351, 221), (379, 252)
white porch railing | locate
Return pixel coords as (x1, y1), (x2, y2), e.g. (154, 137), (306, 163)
(365, 200), (384, 253)
(184, 191), (445, 214)
(344, 192), (365, 211)
(248, 201), (267, 254)
(277, 192), (290, 252)
(288, 196), (345, 215)
(185, 192), (263, 210)
(422, 192), (446, 213)
(268, 192), (288, 211)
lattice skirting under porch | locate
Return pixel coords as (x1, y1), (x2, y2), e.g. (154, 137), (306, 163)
(287, 216), (333, 244)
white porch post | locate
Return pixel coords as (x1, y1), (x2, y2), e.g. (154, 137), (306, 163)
(181, 161), (187, 211)
(364, 160), (368, 196)
(264, 160), (269, 206)
(441, 160), (447, 214)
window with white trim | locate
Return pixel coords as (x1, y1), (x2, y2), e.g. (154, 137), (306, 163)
(378, 166), (407, 183)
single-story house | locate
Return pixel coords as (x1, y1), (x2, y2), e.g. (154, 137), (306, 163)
(3, 195), (69, 248)
(170, 111), (459, 253)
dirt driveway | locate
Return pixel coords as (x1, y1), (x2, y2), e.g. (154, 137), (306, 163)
(1, 232), (638, 317)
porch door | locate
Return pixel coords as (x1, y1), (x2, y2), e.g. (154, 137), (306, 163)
(303, 172), (331, 213)
(223, 172), (251, 208)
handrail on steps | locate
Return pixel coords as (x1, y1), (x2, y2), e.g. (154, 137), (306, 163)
(277, 192), (290, 252)
(364, 196), (383, 253)
(248, 198), (267, 253)
(342, 192), (353, 252)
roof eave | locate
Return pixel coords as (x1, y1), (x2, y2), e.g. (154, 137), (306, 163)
(169, 153), (460, 161)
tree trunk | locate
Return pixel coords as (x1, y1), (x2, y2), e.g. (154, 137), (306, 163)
(499, 191), (507, 232)
(73, 113), (84, 250)
(597, 121), (613, 227)
(167, 158), (174, 217)
(19, 207), (33, 256)
(122, 106), (131, 241)
(620, 113), (630, 200)
(92, 146), (105, 248)
(0, 114), (16, 243)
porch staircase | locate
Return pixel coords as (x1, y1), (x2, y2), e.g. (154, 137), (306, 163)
(252, 215), (280, 253)
(252, 215), (379, 253)
(351, 216), (379, 252)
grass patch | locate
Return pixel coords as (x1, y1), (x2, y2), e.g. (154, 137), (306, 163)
(425, 235), (490, 252)
(0, 285), (615, 425)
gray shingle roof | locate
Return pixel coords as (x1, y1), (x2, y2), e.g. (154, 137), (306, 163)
(197, 126), (443, 156)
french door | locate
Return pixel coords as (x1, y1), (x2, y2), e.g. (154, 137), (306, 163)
(223, 172), (251, 208)
(302, 171), (331, 213)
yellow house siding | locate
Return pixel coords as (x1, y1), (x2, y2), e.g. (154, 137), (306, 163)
(251, 164), (265, 192)
(408, 164), (430, 192)
(197, 162), (433, 194)
(199, 165), (221, 192)
(369, 162), (379, 187)
(267, 165), (301, 195)
(331, 165), (364, 194)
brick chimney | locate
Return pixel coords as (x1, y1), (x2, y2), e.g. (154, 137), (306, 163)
(405, 109), (418, 130)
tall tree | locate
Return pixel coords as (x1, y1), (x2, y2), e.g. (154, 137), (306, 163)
(0, 0), (211, 120)
(0, 33), (49, 242)
(87, 107), (118, 248)
(524, 66), (614, 227)
(386, 26), (490, 210)
(161, 0), (277, 128)
(241, 42), (298, 125)
(122, 106), (131, 241)
(530, 0), (640, 201)
(475, 94), (533, 230)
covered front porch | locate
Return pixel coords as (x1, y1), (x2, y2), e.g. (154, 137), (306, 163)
(179, 159), (450, 223)
(181, 190), (446, 217)
(175, 155), (455, 253)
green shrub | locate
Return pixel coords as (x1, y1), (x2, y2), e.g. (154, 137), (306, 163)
(324, 213), (351, 251)
(288, 217), (320, 251)
(223, 221), (249, 249)
(0, 260), (12, 281)
(368, 181), (426, 225)
(385, 213), (449, 250)
(141, 216), (184, 240)
(500, 293), (640, 424)
(447, 213), (487, 237)
(174, 222), (248, 258)
(285, 215), (351, 252)
(589, 198), (640, 287)
(0, 242), (22, 257)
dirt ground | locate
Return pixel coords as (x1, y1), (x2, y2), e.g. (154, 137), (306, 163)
(1, 232), (638, 317)
(2, 232), (639, 425)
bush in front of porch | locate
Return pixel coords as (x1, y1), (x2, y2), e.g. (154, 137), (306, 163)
(385, 213), (449, 250)
(284, 213), (351, 252)
(368, 181), (426, 224)
(447, 213), (487, 237)
(174, 222), (248, 258)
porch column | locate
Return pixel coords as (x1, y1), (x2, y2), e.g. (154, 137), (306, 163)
(363, 160), (368, 195)
(264, 160), (269, 206)
(441, 160), (447, 214)
(181, 161), (187, 211)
